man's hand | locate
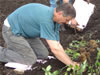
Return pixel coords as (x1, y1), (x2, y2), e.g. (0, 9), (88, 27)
(69, 18), (79, 29)
(66, 61), (80, 69)
(68, 19), (83, 32)
(72, 61), (80, 69)
(71, 18), (78, 26)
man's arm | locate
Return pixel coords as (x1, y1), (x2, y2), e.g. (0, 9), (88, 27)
(46, 39), (78, 67)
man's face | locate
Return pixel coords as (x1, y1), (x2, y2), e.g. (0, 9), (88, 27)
(58, 16), (72, 24)
(55, 11), (72, 24)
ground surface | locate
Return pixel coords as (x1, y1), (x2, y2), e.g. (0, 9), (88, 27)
(0, 0), (100, 75)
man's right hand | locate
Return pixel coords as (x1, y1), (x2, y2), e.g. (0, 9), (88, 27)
(71, 61), (80, 69)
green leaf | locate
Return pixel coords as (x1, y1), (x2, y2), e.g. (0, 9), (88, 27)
(64, 72), (68, 75)
(96, 62), (100, 66)
(67, 67), (72, 71)
(48, 72), (52, 75)
(52, 70), (59, 75)
(46, 65), (52, 71)
(72, 53), (80, 59)
(80, 60), (87, 72)
(42, 67), (46, 71)
(74, 64), (80, 70)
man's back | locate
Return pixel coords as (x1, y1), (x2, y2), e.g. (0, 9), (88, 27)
(8, 3), (55, 38)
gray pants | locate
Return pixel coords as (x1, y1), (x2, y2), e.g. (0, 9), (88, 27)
(0, 25), (49, 65)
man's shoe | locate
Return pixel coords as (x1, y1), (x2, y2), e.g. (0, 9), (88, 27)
(14, 68), (25, 74)
(5, 62), (32, 74)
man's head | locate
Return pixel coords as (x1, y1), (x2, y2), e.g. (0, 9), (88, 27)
(53, 3), (76, 24)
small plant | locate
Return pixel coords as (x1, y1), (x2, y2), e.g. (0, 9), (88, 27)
(96, 39), (100, 43)
(64, 60), (88, 75)
(69, 40), (87, 49)
(95, 48), (100, 75)
(43, 40), (100, 75)
(42, 65), (59, 75)
(65, 40), (89, 61)
(65, 48), (80, 60)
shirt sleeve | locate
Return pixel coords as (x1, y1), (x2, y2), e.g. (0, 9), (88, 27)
(40, 22), (60, 41)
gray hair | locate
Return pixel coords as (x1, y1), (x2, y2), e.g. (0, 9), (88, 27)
(56, 3), (76, 18)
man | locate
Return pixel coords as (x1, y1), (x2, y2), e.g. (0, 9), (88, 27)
(0, 3), (78, 73)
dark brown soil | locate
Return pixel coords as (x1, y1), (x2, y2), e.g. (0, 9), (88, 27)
(0, 0), (100, 75)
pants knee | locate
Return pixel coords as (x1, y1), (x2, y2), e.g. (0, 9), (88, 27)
(25, 55), (37, 65)
(42, 51), (49, 59)
(37, 51), (49, 59)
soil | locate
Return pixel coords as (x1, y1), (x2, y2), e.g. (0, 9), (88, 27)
(0, 0), (100, 75)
